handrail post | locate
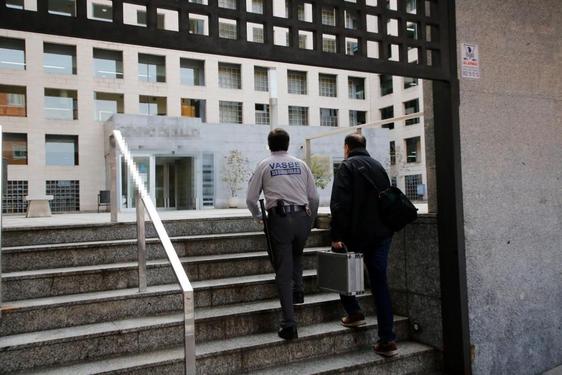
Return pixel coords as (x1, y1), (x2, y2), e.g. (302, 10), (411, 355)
(184, 291), (196, 375)
(136, 189), (147, 292)
(109, 135), (118, 223)
(304, 138), (311, 167)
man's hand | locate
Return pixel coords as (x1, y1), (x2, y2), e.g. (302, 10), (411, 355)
(331, 241), (345, 250)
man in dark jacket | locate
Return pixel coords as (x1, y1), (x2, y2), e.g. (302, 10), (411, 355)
(330, 132), (398, 357)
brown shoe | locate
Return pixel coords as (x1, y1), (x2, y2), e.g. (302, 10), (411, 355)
(373, 341), (399, 357)
(340, 312), (366, 327)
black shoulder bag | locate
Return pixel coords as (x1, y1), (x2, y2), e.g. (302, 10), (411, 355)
(357, 165), (418, 232)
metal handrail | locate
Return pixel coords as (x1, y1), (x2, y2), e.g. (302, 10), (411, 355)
(0, 127), (3, 319)
(109, 130), (196, 375)
(303, 111), (424, 165)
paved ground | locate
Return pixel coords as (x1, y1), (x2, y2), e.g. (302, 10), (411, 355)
(2, 204), (428, 229)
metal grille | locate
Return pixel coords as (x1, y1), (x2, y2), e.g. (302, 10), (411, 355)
(287, 70), (307, 94)
(2, 180), (28, 214)
(46, 180), (80, 212)
(202, 153), (214, 207)
(219, 101), (242, 123)
(319, 74), (337, 97)
(348, 77), (365, 99)
(218, 63), (241, 89)
(405, 174), (423, 201)
(320, 108), (338, 127)
(254, 67), (268, 91)
(255, 103), (270, 125)
(288, 106), (308, 126)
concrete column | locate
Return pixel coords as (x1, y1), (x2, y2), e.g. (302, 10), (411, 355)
(422, 80), (437, 213)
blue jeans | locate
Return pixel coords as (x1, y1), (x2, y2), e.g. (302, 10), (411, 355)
(340, 237), (396, 343)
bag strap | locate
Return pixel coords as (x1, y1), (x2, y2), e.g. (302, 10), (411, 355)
(357, 165), (381, 194)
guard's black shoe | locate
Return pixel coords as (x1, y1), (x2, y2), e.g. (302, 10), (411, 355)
(293, 291), (304, 305)
(278, 326), (298, 340)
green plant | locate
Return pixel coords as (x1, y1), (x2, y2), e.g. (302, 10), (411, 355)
(222, 150), (250, 198)
(310, 154), (332, 189)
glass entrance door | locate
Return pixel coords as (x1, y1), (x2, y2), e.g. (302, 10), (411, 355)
(121, 156), (151, 209)
(155, 156), (196, 210)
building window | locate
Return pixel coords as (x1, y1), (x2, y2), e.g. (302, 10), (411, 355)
(123, 3), (146, 26)
(156, 9), (179, 31)
(406, 0), (416, 13)
(379, 74), (393, 96)
(349, 110), (366, 126)
(180, 58), (205, 86)
(255, 103), (270, 125)
(219, 101), (243, 124)
(0, 37), (26, 70)
(274, 27), (290, 47)
(320, 108), (338, 127)
(218, 63), (242, 89)
(288, 106), (308, 126)
(46, 135), (79, 166)
(391, 176), (397, 187)
(297, 3), (313, 22)
(298, 31), (313, 50)
(348, 77), (365, 99)
(390, 141), (396, 165)
(138, 53), (166, 83)
(3, 180), (28, 214)
(254, 67), (269, 92)
(287, 70), (307, 95)
(404, 99), (420, 125)
(0, 85), (26, 117)
(44, 88), (78, 120)
(94, 92), (124, 122)
(380, 105), (394, 129)
(6, 0), (25, 9)
(139, 96), (167, 116)
(322, 34), (337, 53)
(219, 18), (238, 39)
(3, 133), (27, 165)
(188, 13), (209, 35)
(404, 77), (418, 89)
(319, 74), (337, 97)
(88, 0), (112, 22)
(93, 48), (123, 79)
(248, 0), (263, 14)
(218, 0), (236, 9)
(345, 10), (359, 29)
(248, 23), (264, 43)
(181, 98), (206, 121)
(202, 153), (214, 207)
(189, 0), (207, 4)
(405, 174), (424, 201)
(48, 0), (76, 16)
(321, 7), (336, 26)
(46, 180), (80, 212)
(405, 137), (420, 163)
(44, 43), (76, 75)
(345, 38), (359, 56)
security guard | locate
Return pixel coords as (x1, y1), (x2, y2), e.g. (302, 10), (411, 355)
(246, 128), (319, 340)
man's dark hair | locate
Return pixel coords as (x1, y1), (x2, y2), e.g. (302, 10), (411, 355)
(268, 128), (290, 152)
(344, 133), (367, 151)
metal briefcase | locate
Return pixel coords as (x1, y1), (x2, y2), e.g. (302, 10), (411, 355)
(317, 250), (365, 296)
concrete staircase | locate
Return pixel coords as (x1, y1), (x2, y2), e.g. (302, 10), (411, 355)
(0, 216), (440, 374)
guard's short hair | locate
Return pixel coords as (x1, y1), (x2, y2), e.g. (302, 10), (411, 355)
(268, 128), (290, 152)
(344, 133), (367, 151)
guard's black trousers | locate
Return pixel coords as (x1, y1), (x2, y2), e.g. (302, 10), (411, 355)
(269, 210), (313, 328)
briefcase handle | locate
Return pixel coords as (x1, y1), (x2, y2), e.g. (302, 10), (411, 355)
(331, 243), (349, 254)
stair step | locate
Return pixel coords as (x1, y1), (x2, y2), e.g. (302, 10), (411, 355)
(2, 230), (330, 272)
(14, 318), (410, 375)
(2, 216), (264, 247)
(247, 342), (439, 375)
(2, 248), (325, 301)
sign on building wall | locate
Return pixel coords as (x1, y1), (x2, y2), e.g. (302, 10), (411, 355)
(460, 43), (480, 79)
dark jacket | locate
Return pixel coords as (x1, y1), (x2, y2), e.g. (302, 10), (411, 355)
(330, 148), (393, 251)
